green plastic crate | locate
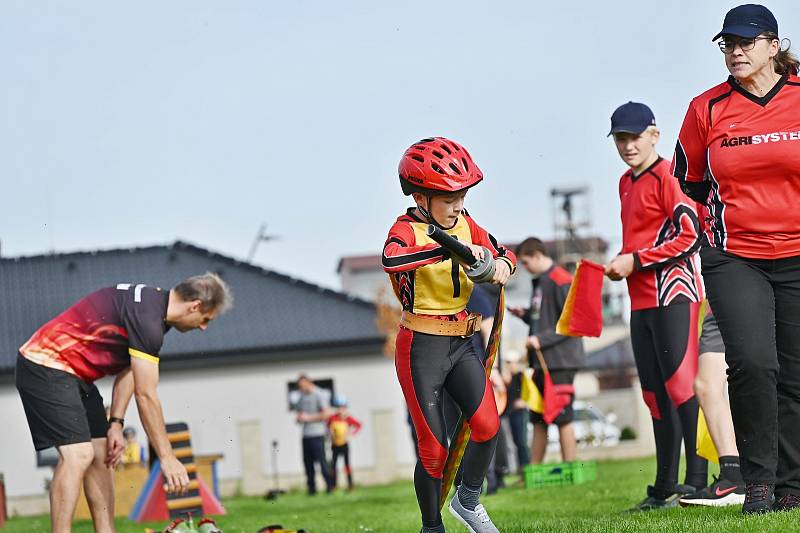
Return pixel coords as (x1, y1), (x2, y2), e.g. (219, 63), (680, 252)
(523, 462), (571, 488)
(569, 460), (597, 484)
(523, 460), (596, 489)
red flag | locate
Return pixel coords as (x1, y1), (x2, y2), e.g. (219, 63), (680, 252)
(541, 371), (575, 425)
(556, 259), (604, 337)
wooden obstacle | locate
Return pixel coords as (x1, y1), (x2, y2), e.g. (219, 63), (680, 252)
(129, 422), (225, 522)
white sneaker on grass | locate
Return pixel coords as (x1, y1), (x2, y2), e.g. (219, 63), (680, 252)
(448, 491), (499, 533)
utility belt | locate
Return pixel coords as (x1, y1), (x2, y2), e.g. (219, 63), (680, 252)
(400, 311), (482, 337)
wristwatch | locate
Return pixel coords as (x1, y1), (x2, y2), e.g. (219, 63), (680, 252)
(109, 416), (125, 427)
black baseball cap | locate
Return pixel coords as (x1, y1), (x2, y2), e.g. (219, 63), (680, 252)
(608, 102), (656, 137)
(712, 4), (778, 41)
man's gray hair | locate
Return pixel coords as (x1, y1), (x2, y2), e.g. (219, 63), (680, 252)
(174, 272), (233, 313)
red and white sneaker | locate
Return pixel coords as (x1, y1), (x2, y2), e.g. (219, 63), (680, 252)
(197, 517), (223, 533)
(679, 476), (745, 507)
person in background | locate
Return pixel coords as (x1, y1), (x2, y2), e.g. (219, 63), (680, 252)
(327, 395), (362, 491)
(679, 307), (744, 507)
(121, 427), (144, 465)
(467, 285), (509, 495)
(508, 238), (585, 465)
(500, 358), (530, 473)
(291, 375), (335, 495)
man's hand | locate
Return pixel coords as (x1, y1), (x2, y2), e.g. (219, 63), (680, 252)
(605, 253), (635, 281)
(525, 335), (541, 350)
(161, 455), (190, 494)
(296, 412), (310, 423)
(105, 424), (125, 468)
(492, 259), (511, 286)
(507, 306), (526, 318)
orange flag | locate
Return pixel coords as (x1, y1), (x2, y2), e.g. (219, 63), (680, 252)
(556, 260), (604, 337)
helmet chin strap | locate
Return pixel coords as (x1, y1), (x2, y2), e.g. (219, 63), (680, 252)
(421, 195), (458, 230)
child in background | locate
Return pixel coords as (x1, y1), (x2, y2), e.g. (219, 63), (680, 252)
(121, 427), (144, 465)
(327, 395), (363, 491)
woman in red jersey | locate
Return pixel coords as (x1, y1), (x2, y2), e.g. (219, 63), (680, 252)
(672, 3), (800, 515)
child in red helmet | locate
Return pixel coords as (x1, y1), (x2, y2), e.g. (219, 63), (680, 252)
(383, 137), (516, 533)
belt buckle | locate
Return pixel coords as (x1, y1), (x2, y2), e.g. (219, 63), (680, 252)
(461, 314), (479, 338)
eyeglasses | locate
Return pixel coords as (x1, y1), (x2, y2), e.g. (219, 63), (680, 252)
(718, 36), (776, 54)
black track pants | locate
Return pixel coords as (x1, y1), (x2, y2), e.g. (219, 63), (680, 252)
(396, 327), (500, 528)
(630, 301), (707, 491)
(702, 246), (800, 494)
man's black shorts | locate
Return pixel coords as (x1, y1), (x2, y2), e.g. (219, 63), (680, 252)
(529, 368), (577, 426)
(15, 355), (108, 450)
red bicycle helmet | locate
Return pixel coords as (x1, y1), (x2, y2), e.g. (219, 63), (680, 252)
(398, 137), (483, 196)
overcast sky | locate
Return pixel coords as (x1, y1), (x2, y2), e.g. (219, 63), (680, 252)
(2, 1), (797, 289)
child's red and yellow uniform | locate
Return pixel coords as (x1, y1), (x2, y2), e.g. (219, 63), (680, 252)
(382, 207), (515, 526)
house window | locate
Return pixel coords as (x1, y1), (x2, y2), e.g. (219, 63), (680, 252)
(287, 378), (335, 411)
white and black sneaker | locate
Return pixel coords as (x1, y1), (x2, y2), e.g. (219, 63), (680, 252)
(448, 491), (499, 533)
(679, 476), (745, 507)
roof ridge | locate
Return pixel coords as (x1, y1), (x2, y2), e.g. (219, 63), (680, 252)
(1, 239), (375, 310)
(172, 240), (376, 309)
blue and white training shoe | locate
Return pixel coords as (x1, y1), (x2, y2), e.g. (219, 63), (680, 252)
(448, 491), (500, 533)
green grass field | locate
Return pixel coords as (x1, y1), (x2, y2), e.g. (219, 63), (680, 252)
(4, 456), (798, 532)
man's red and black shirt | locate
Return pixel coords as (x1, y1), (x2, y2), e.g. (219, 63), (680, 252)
(20, 284), (169, 383)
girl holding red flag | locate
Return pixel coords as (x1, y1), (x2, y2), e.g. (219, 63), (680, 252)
(605, 102), (707, 511)
(382, 137), (515, 533)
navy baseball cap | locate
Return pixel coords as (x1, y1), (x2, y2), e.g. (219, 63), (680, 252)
(712, 4), (778, 41)
(608, 102), (656, 137)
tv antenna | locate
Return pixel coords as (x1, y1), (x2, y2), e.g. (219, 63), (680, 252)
(247, 223), (279, 262)
(550, 186), (593, 266)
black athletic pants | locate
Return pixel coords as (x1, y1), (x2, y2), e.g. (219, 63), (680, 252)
(702, 246), (800, 495)
(396, 327), (500, 528)
(302, 436), (334, 494)
(331, 444), (353, 489)
(508, 407), (530, 469)
(630, 301), (707, 493)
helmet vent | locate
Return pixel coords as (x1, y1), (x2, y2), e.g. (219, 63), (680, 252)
(432, 150), (444, 159)
(411, 154), (425, 163)
(440, 144), (452, 155)
(448, 163), (462, 175)
(462, 158), (470, 172)
(420, 138), (435, 143)
(431, 162), (446, 175)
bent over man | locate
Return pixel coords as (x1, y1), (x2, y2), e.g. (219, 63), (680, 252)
(16, 273), (232, 533)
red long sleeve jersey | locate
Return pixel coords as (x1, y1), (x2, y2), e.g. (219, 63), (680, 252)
(619, 157), (704, 311)
(673, 74), (800, 259)
(382, 208), (516, 315)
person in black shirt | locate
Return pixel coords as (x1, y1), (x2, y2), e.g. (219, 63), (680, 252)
(508, 238), (585, 463)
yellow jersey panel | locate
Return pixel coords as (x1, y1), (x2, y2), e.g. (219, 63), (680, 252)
(410, 218), (474, 315)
